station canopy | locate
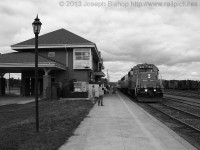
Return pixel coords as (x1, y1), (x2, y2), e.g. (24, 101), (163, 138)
(0, 52), (66, 73)
(94, 71), (105, 77)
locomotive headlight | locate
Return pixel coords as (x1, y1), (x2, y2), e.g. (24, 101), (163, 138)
(154, 89), (156, 92)
(145, 89), (148, 92)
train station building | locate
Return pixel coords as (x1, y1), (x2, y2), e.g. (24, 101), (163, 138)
(0, 28), (105, 99)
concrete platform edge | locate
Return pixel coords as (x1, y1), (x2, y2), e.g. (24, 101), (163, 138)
(132, 100), (197, 150)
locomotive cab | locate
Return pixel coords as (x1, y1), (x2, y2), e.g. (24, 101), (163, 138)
(128, 63), (163, 102)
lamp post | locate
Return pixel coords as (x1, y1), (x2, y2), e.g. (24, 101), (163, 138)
(32, 15), (42, 132)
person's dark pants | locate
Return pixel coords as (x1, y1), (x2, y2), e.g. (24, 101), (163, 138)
(98, 95), (103, 106)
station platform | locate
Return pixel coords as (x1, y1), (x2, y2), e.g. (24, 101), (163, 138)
(59, 92), (197, 150)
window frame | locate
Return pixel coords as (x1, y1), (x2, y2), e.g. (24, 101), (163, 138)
(73, 48), (92, 69)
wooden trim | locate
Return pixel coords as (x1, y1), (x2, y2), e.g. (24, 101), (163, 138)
(0, 62), (66, 70)
(11, 44), (95, 50)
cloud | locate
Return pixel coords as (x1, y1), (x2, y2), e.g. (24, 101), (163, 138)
(158, 62), (200, 80)
(103, 61), (135, 81)
(98, 8), (200, 66)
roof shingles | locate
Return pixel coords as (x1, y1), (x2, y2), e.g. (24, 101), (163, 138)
(0, 52), (63, 65)
(11, 28), (94, 47)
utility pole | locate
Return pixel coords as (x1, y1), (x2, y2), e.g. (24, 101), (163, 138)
(107, 69), (110, 83)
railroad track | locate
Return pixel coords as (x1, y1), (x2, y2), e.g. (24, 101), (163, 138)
(125, 92), (200, 149)
(163, 95), (200, 108)
(148, 102), (200, 133)
(121, 90), (200, 132)
(165, 90), (200, 95)
(164, 90), (200, 99)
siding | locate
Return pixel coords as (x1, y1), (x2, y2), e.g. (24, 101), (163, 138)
(38, 48), (66, 65)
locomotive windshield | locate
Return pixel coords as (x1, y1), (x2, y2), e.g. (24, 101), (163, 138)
(139, 68), (153, 72)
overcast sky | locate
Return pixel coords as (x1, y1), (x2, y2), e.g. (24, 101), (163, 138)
(1, 0), (200, 81)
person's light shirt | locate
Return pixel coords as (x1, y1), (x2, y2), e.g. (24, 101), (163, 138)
(99, 87), (104, 96)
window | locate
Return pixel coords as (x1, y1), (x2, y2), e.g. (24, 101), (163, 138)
(48, 52), (55, 58)
(73, 48), (92, 69)
(139, 68), (153, 72)
(75, 52), (90, 60)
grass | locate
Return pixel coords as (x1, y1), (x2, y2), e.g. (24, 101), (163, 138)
(0, 99), (93, 150)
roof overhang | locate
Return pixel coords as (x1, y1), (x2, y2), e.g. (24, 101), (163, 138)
(11, 44), (95, 49)
(94, 71), (105, 77)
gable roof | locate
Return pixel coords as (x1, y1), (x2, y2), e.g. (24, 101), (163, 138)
(11, 28), (94, 48)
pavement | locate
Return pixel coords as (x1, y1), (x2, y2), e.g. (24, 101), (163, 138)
(59, 91), (197, 150)
(0, 95), (36, 106)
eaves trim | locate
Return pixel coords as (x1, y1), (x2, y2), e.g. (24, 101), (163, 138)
(0, 62), (66, 70)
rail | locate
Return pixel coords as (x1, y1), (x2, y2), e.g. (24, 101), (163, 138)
(163, 95), (200, 108)
(148, 103), (200, 133)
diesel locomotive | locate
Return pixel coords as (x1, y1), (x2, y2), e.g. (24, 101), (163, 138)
(118, 63), (163, 102)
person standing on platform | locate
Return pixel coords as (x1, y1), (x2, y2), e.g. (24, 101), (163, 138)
(98, 84), (104, 106)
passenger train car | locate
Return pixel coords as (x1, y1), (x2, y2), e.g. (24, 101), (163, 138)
(119, 63), (163, 102)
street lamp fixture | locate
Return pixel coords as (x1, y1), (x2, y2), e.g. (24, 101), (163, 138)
(32, 14), (42, 132)
(32, 15), (42, 34)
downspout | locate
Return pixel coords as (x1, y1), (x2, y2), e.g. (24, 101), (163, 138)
(65, 44), (68, 67)
(65, 44), (69, 81)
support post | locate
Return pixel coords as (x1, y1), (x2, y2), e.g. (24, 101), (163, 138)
(43, 74), (51, 99)
(0, 73), (6, 96)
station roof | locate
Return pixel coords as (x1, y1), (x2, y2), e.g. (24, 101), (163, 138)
(11, 28), (94, 49)
(11, 28), (101, 61)
(0, 52), (66, 72)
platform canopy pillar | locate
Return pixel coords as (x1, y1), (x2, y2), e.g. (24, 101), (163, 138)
(0, 72), (5, 78)
(43, 68), (52, 99)
(0, 72), (6, 96)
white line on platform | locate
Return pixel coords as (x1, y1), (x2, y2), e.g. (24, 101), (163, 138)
(117, 92), (164, 150)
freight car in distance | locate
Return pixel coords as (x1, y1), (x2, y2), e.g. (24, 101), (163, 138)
(119, 63), (163, 102)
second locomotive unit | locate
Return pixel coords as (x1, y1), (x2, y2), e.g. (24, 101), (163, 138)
(119, 63), (163, 102)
